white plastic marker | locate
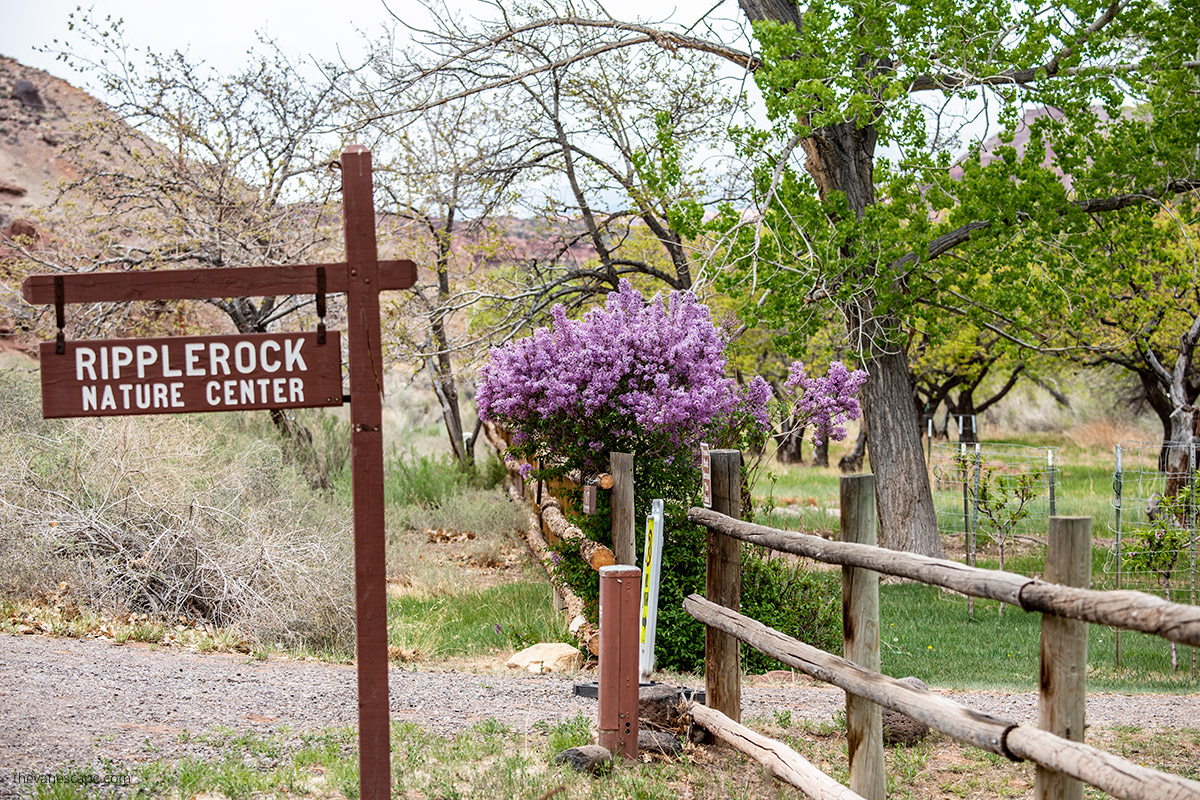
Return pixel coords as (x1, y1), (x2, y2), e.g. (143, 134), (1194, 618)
(638, 498), (666, 681)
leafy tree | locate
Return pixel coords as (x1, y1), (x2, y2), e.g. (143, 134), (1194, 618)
(1065, 211), (1200, 489)
(15, 11), (350, 460)
(709, 0), (1200, 556)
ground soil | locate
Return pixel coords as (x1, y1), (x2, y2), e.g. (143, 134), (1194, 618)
(2, 631), (1199, 798)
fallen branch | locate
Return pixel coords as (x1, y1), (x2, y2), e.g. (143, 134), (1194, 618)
(688, 703), (866, 800)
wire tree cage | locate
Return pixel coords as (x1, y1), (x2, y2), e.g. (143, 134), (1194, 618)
(1105, 440), (1199, 674)
(931, 442), (1058, 618)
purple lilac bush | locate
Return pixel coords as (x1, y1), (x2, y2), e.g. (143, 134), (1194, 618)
(477, 281), (771, 475)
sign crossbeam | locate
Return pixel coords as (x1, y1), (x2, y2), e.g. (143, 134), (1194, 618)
(22, 259), (416, 305)
(20, 145), (408, 800)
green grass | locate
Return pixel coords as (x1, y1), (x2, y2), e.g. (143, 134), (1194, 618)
(387, 580), (572, 660)
(880, 581), (1200, 692)
(34, 717), (784, 800)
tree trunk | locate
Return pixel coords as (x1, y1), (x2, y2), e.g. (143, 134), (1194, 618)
(860, 342), (943, 556)
(811, 436), (829, 467)
(1163, 409), (1197, 501)
(946, 397), (979, 444)
(838, 425), (866, 473)
(736, 0), (941, 556)
(431, 216), (470, 465)
(775, 422), (805, 464)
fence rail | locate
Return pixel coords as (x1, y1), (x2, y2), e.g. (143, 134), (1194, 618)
(687, 472), (1200, 800)
(687, 507), (1200, 647)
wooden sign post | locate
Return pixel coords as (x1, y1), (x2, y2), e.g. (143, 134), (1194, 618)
(21, 145), (413, 800)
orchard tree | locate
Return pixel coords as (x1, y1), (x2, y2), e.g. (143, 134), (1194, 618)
(1067, 212), (1200, 489)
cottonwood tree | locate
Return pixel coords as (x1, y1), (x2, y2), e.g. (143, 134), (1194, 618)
(386, 0), (1200, 556)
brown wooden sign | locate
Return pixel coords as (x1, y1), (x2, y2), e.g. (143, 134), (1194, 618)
(39, 331), (344, 418)
(22, 146), (411, 800)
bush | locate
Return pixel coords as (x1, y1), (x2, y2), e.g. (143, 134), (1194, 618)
(0, 367), (356, 655)
(739, 548), (841, 673)
(476, 281), (859, 674)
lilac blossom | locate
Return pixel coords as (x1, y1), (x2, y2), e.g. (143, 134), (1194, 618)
(477, 281), (770, 472)
(782, 360), (867, 445)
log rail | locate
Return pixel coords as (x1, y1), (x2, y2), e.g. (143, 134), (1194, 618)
(686, 477), (1200, 800)
(687, 507), (1200, 647)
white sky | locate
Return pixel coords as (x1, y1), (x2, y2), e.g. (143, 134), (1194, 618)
(0, 0), (750, 93)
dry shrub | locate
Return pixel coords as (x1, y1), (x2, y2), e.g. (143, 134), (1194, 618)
(0, 367), (355, 654)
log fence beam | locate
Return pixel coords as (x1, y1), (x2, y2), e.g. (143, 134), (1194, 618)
(687, 508), (1200, 646)
(684, 594), (1200, 800)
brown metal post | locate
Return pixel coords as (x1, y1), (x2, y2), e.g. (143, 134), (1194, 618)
(598, 565), (640, 758)
(341, 145), (391, 800)
(1036, 516), (1092, 800)
(841, 473), (884, 800)
(706, 449), (742, 723)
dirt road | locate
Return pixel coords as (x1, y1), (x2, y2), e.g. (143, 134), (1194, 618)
(2, 632), (1197, 797)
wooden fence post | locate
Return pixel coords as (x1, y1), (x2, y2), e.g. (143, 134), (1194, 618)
(598, 565), (641, 759)
(707, 449), (742, 722)
(840, 473), (884, 800)
(611, 452), (636, 566)
(1036, 516), (1092, 800)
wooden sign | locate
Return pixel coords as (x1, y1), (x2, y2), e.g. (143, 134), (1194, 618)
(700, 442), (712, 508)
(583, 484), (598, 514)
(39, 331), (343, 418)
(22, 146), (413, 800)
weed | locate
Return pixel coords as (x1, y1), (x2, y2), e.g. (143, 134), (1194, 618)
(546, 713), (593, 752)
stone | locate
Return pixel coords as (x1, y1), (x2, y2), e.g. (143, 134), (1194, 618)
(4, 219), (39, 243)
(637, 729), (683, 757)
(553, 744), (612, 774)
(638, 684), (684, 730)
(882, 676), (930, 746)
(12, 80), (45, 111)
(506, 642), (583, 673)
(0, 180), (26, 198)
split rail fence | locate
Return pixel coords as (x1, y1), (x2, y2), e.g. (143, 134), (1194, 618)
(687, 470), (1200, 800)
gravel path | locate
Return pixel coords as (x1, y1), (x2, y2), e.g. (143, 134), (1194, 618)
(2, 633), (1198, 797)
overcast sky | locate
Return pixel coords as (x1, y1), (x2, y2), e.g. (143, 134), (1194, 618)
(1, 0), (749, 93)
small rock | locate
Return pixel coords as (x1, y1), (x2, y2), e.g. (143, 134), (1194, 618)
(553, 744), (612, 774)
(637, 729), (682, 757)
(506, 642), (583, 673)
(883, 676), (930, 746)
(12, 79), (45, 111)
(638, 684), (683, 729)
(0, 180), (26, 198)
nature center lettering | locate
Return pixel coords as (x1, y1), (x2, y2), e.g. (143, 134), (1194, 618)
(40, 332), (344, 418)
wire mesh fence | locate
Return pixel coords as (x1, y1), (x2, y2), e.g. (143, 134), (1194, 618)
(1104, 440), (1199, 673)
(932, 442), (1059, 570)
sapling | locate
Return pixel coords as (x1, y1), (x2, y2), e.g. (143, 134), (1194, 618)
(1125, 485), (1195, 670)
